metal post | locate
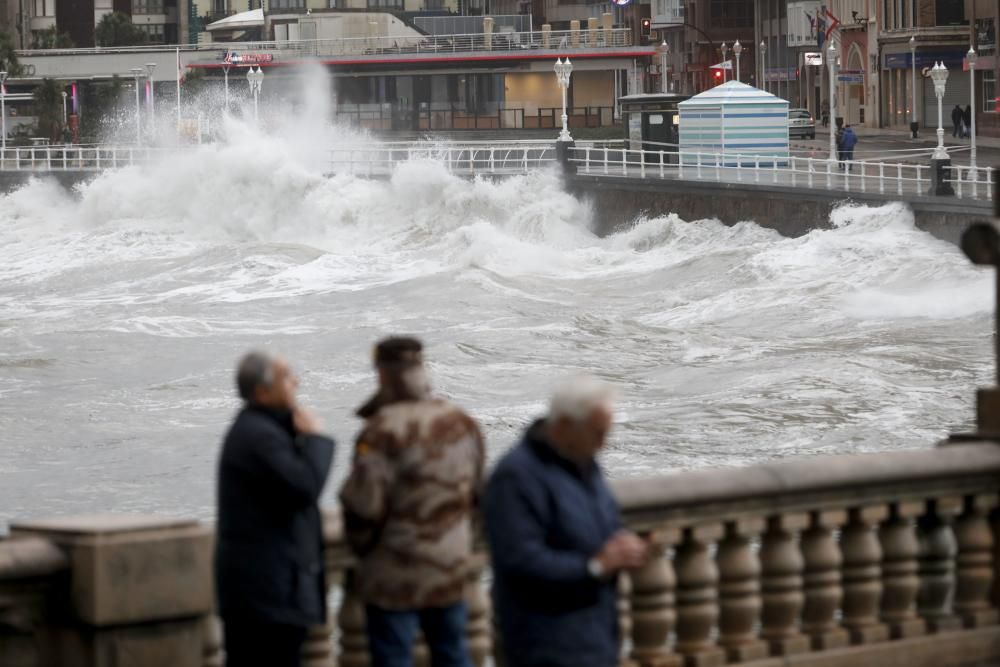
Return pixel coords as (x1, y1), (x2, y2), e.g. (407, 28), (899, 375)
(554, 58), (574, 142)
(61, 91), (67, 127)
(223, 64), (230, 111)
(733, 40), (743, 83)
(659, 40), (670, 94)
(145, 62), (156, 142)
(131, 68), (143, 146)
(760, 40), (768, 93)
(910, 36), (919, 138)
(827, 41), (837, 163)
(931, 62), (949, 159)
(969, 47), (978, 175)
(0, 71), (7, 154)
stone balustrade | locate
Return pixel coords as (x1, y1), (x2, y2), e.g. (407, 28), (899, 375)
(4, 441), (1000, 667)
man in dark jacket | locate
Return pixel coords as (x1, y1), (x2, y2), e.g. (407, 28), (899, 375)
(484, 377), (647, 667)
(216, 351), (336, 667)
(952, 104), (964, 137)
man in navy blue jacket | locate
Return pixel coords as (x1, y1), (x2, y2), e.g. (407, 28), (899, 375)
(484, 377), (647, 667)
(216, 352), (336, 667)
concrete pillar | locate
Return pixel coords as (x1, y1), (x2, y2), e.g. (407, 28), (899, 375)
(629, 529), (682, 667)
(587, 17), (598, 47)
(602, 13), (613, 46)
(570, 20), (581, 48)
(954, 494), (1000, 627)
(9, 515), (212, 667)
(879, 502), (927, 639)
(930, 158), (956, 197)
(483, 17), (494, 51)
(674, 525), (725, 666)
(542, 24), (551, 49)
(761, 514), (811, 656)
(841, 506), (890, 644)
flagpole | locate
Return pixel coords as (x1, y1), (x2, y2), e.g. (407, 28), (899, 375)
(176, 47), (182, 142)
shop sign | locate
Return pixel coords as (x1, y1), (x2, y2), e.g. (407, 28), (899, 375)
(838, 69), (864, 84)
(224, 52), (274, 65)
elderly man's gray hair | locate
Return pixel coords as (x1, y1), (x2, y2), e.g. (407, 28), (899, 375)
(549, 375), (616, 423)
(236, 351), (275, 401)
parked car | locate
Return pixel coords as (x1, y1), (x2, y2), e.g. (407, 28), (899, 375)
(789, 108), (816, 139)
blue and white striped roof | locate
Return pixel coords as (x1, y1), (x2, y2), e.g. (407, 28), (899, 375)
(678, 80), (789, 107)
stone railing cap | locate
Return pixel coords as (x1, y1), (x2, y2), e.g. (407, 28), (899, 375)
(11, 513), (198, 537)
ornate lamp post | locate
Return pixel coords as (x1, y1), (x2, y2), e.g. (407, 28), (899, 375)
(733, 39), (743, 83)
(222, 63), (231, 111)
(827, 41), (837, 162)
(760, 39), (767, 93)
(61, 90), (67, 126)
(554, 57), (573, 142)
(145, 62), (156, 142)
(969, 46), (978, 173)
(930, 62), (949, 159)
(659, 40), (670, 93)
(130, 67), (143, 146)
(246, 66), (263, 124)
(1, 71), (7, 153)
(720, 42), (729, 82)
(909, 36), (918, 137)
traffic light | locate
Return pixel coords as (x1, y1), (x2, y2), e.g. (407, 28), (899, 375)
(713, 69), (723, 82)
(640, 18), (651, 37)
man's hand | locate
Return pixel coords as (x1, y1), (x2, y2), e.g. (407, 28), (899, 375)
(593, 530), (648, 574)
(293, 407), (323, 436)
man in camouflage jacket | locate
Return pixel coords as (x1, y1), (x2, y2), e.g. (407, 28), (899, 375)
(340, 337), (485, 667)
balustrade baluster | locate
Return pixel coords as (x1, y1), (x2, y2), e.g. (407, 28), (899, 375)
(802, 510), (849, 650)
(660, 151), (665, 178)
(675, 525), (725, 666)
(761, 513), (811, 656)
(629, 529), (683, 667)
(338, 569), (370, 667)
(303, 620), (335, 667)
(202, 615), (223, 667)
(917, 497), (963, 633)
(717, 518), (768, 662)
(954, 494), (999, 627)
(879, 501), (926, 639)
(619, 568), (634, 665)
(841, 506), (889, 644)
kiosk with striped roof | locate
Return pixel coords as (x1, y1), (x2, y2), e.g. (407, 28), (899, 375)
(678, 81), (789, 167)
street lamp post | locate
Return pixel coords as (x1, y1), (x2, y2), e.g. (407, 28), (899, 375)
(222, 64), (231, 111)
(554, 57), (573, 141)
(145, 62), (156, 139)
(1, 71), (9, 153)
(930, 62), (949, 160)
(969, 46), (978, 173)
(61, 90), (67, 126)
(720, 43), (729, 81)
(130, 67), (143, 146)
(246, 66), (263, 124)
(827, 40), (837, 163)
(760, 40), (767, 93)
(733, 40), (743, 83)
(659, 40), (670, 93)
(909, 36), (918, 138)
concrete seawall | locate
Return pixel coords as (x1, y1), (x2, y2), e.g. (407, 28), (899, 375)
(569, 174), (992, 244)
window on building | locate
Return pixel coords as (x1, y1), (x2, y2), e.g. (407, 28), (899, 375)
(367, 0), (403, 8)
(271, 0), (305, 9)
(935, 0), (965, 26)
(132, 0), (164, 13)
(33, 0), (54, 17)
(984, 70), (996, 113)
(136, 23), (165, 42)
(709, 0), (751, 28)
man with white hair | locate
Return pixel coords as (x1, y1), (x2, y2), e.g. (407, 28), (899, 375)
(483, 377), (647, 667)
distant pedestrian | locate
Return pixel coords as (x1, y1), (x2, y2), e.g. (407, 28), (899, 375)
(216, 352), (336, 667)
(340, 337), (484, 667)
(484, 377), (648, 667)
(964, 104), (973, 138)
(821, 101), (830, 128)
(836, 124), (847, 170)
(952, 104), (964, 137)
(841, 125), (858, 171)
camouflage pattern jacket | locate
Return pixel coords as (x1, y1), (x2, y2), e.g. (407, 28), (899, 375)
(339, 398), (485, 610)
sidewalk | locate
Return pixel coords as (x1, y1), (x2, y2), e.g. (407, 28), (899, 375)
(790, 124), (1000, 167)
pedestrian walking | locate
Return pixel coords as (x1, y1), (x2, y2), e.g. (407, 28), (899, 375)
(484, 377), (648, 667)
(841, 125), (858, 171)
(340, 336), (485, 667)
(952, 104), (964, 137)
(964, 104), (973, 138)
(215, 352), (336, 667)
(836, 124), (847, 171)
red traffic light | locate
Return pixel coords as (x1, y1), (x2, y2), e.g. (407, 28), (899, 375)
(713, 69), (722, 79)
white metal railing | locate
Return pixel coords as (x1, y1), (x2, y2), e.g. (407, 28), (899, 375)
(0, 145), (159, 172)
(327, 142), (557, 176)
(570, 146), (935, 199)
(17, 28), (634, 60)
(946, 165), (995, 201)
